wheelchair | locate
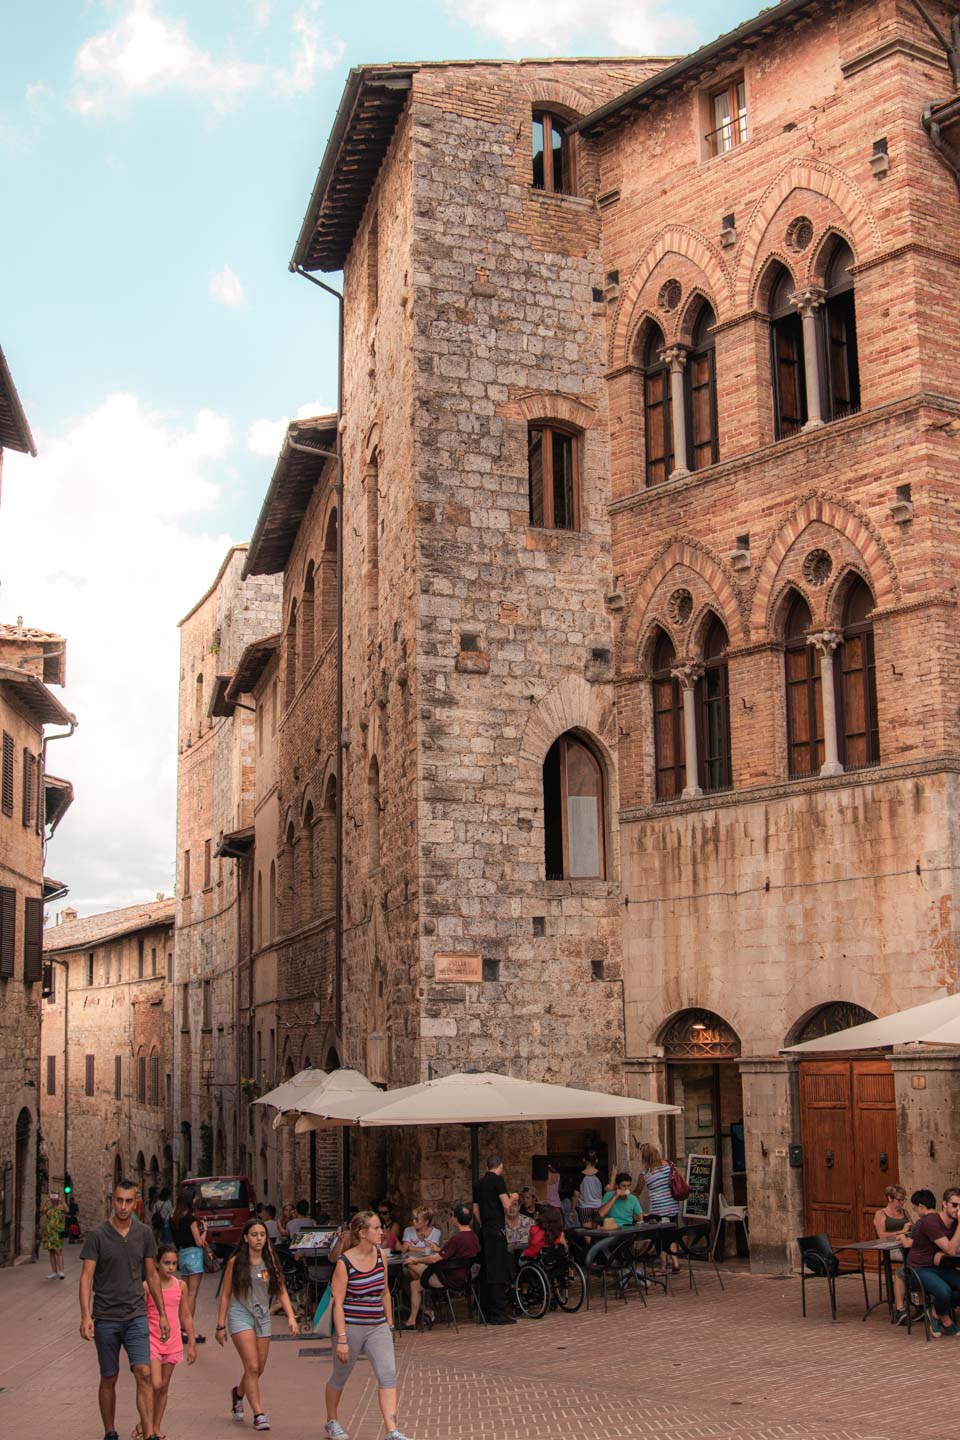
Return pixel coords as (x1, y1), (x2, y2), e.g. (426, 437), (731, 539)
(510, 1245), (587, 1319)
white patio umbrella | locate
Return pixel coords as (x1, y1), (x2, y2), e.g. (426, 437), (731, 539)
(255, 1065), (379, 1128)
(783, 991), (960, 1054)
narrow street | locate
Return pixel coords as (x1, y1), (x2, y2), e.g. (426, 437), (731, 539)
(0, 1248), (948, 1440)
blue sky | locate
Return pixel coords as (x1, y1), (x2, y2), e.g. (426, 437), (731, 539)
(0, 0), (757, 915)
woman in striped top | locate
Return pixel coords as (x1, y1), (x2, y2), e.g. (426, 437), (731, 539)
(324, 1210), (412, 1440)
(639, 1142), (681, 1274)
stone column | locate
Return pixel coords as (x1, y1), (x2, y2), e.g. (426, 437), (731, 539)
(671, 662), (704, 797)
(890, 1047), (960, 1196)
(807, 629), (843, 777)
(790, 285), (826, 431)
(738, 1056), (805, 1274)
(661, 345), (690, 477)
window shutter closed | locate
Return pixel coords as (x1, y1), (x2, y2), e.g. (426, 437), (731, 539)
(0, 886), (15, 977)
(22, 750), (35, 827)
(1, 733), (14, 817)
(23, 897), (43, 983)
(85, 1054), (95, 1096)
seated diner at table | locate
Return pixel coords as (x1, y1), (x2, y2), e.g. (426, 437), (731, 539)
(504, 1199), (534, 1249)
(906, 1186), (960, 1336)
(376, 1201), (402, 1251)
(600, 1173), (644, 1229)
(873, 1185), (911, 1239)
(400, 1208), (441, 1262)
(522, 1206), (567, 1260)
(519, 1188), (539, 1219)
(404, 1204), (479, 1328)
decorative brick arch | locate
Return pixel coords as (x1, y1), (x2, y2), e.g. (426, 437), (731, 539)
(498, 391), (600, 430)
(518, 674), (618, 774)
(610, 227), (732, 369)
(825, 561), (876, 627)
(519, 80), (591, 119)
(619, 538), (745, 666)
(748, 492), (900, 636)
(737, 161), (881, 310)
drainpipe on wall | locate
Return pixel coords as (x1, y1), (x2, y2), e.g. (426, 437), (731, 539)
(288, 265), (345, 1041)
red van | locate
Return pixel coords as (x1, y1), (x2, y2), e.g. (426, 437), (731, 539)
(179, 1176), (256, 1253)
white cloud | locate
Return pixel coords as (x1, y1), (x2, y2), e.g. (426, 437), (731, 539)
(246, 400), (334, 458)
(69, 0), (343, 116)
(0, 394), (236, 914)
(209, 265), (246, 309)
(447, 0), (695, 52)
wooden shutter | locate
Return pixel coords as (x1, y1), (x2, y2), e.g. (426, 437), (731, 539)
(22, 750), (35, 827)
(23, 897), (43, 983)
(1, 732), (13, 817)
(644, 369), (673, 485)
(150, 1053), (160, 1106)
(0, 886), (15, 977)
(137, 1054), (146, 1103)
(653, 675), (685, 798)
(773, 316), (805, 438)
(785, 645), (824, 777)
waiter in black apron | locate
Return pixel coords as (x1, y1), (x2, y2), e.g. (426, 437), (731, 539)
(472, 1155), (517, 1325)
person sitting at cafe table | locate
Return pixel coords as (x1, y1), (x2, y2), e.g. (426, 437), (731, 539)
(888, 1190), (937, 1323)
(285, 1199), (315, 1239)
(906, 1186), (960, 1337)
(503, 1199), (534, 1249)
(376, 1201), (402, 1252)
(523, 1206), (567, 1261)
(599, 1173), (644, 1229)
(873, 1185), (912, 1239)
(519, 1188), (539, 1220)
(404, 1204), (480, 1328)
(400, 1207), (441, 1264)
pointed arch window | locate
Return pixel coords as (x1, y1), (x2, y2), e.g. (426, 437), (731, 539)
(643, 325), (673, 486)
(823, 240), (860, 421)
(367, 758), (381, 873)
(784, 592), (823, 777)
(685, 303), (718, 471)
(301, 563), (315, 675)
(769, 265), (806, 439)
(543, 733), (605, 879)
(696, 616), (731, 791)
(836, 577), (879, 769)
(285, 600), (298, 704)
(652, 629), (685, 799)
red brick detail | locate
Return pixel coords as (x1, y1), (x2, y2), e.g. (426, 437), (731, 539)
(610, 227), (732, 368)
(619, 539), (744, 666)
(498, 393), (600, 429)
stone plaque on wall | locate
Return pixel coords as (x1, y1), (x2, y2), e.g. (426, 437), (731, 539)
(434, 951), (483, 983)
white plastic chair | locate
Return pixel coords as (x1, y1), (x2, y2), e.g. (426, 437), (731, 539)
(711, 1193), (749, 1259)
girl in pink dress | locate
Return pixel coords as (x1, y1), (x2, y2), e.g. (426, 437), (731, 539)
(137, 1243), (197, 1439)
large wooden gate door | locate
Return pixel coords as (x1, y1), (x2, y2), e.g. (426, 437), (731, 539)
(799, 1059), (898, 1249)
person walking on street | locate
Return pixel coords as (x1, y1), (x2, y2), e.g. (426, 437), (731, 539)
(136, 1243), (197, 1440)
(473, 1156), (517, 1325)
(172, 1189), (208, 1342)
(42, 1192), (66, 1279)
(216, 1218), (298, 1432)
(324, 1209), (414, 1440)
(79, 1176), (170, 1440)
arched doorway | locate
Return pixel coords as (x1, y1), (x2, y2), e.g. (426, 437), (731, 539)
(661, 1009), (745, 1221)
(14, 1108), (32, 1257)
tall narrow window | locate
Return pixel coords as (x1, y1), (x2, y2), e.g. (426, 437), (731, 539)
(268, 861), (277, 941)
(367, 759), (381, 873)
(651, 630), (685, 798)
(22, 750), (35, 827)
(203, 838), (212, 889)
(532, 111), (572, 194)
(182, 848), (191, 897)
(696, 617), (732, 792)
(47, 1055), (56, 1095)
(137, 937), (144, 979)
(770, 265), (806, 439)
(180, 981), (189, 1032)
(822, 240), (860, 421)
(543, 733), (605, 879)
(0, 886), (15, 977)
(836, 578), (879, 769)
(318, 778), (337, 912)
(285, 599), (298, 704)
(150, 1050), (160, 1106)
(137, 1053), (146, 1103)
(528, 424), (579, 530)
(301, 563), (316, 675)
(86, 952), (94, 987)
(256, 871), (263, 948)
(151, 946), (158, 976)
(320, 510), (338, 643)
(24, 897), (43, 983)
(115, 1055), (122, 1099)
(686, 304), (718, 470)
(194, 673), (204, 734)
(1, 731), (13, 816)
(784, 592), (823, 777)
(202, 978), (212, 1029)
(302, 803), (316, 918)
(707, 75), (748, 156)
(85, 1054), (95, 1096)
(643, 325), (673, 485)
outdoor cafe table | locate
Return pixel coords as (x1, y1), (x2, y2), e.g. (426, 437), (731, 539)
(834, 1236), (904, 1322)
(568, 1217), (711, 1270)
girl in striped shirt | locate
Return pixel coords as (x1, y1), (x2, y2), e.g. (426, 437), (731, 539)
(639, 1142), (681, 1273)
(324, 1210), (413, 1440)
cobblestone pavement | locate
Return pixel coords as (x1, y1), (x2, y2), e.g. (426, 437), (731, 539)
(0, 1250), (950, 1440)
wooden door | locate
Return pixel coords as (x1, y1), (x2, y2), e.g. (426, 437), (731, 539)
(799, 1058), (898, 1250)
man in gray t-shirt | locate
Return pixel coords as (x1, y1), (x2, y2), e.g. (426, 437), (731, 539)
(80, 1178), (168, 1440)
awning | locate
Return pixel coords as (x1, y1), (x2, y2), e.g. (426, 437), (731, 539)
(44, 773), (74, 832)
(216, 826), (254, 860)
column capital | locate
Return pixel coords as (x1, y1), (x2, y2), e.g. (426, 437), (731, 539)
(806, 628), (843, 658)
(671, 661), (704, 690)
(789, 284), (826, 317)
(659, 343), (690, 373)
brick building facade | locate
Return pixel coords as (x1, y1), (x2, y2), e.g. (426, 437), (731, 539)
(41, 900), (174, 1228)
(173, 547), (281, 1184)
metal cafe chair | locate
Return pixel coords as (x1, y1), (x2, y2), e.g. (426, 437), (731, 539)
(418, 1256), (486, 1332)
(904, 1268), (933, 1342)
(797, 1233), (868, 1320)
(712, 1193), (750, 1260)
(677, 1222), (725, 1293)
(584, 1233), (647, 1312)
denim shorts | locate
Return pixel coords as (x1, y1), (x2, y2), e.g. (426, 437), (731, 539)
(227, 1299), (272, 1338)
(94, 1316), (151, 1376)
(178, 1245), (204, 1276)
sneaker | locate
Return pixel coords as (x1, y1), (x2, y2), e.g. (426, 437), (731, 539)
(104, 1432), (119, 1440)
(325, 1424), (349, 1440)
(930, 1315), (943, 1337)
(385, 1431), (414, 1440)
(231, 1385), (244, 1420)
(894, 1309), (908, 1326)
(253, 1416), (270, 1432)
(941, 1322), (960, 1339)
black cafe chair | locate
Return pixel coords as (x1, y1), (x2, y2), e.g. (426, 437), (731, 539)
(584, 1233), (647, 1312)
(904, 1267), (933, 1342)
(797, 1233), (868, 1320)
(676, 1223), (724, 1293)
(419, 1256), (486, 1332)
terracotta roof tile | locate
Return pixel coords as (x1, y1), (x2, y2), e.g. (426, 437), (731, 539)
(44, 897), (176, 953)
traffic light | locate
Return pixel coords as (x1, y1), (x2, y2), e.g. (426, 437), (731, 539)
(64, 1173), (73, 1196)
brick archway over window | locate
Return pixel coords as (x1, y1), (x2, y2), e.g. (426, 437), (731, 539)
(611, 226), (731, 370)
(619, 538), (743, 669)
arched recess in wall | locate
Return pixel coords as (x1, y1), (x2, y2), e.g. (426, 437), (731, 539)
(319, 508), (338, 646)
(658, 1009), (743, 1180)
(785, 1000), (877, 1047)
(317, 775), (337, 913)
(367, 757), (381, 874)
(285, 599), (298, 704)
(301, 797), (317, 922)
(268, 861), (277, 942)
(542, 731), (607, 880)
(301, 562), (316, 675)
(283, 817), (297, 933)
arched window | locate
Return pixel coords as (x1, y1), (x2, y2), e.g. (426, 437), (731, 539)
(836, 577), (879, 769)
(149, 1048), (160, 1106)
(318, 776), (337, 911)
(268, 861), (277, 942)
(696, 616), (731, 791)
(284, 821), (297, 931)
(285, 599), (298, 704)
(301, 563), (315, 675)
(367, 758), (381, 873)
(543, 732), (605, 879)
(256, 870), (263, 948)
(194, 673), (203, 733)
(651, 629), (684, 799)
(686, 304), (718, 470)
(532, 111), (573, 194)
(822, 240), (860, 421)
(528, 423), (579, 530)
(320, 510), (338, 644)
(302, 802), (316, 918)
(769, 264), (806, 439)
(784, 592), (823, 777)
(643, 324), (673, 486)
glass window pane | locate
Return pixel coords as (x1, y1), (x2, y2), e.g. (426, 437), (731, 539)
(567, 795), (601, 876)
(552, 431), (575, 529)
(713, 88), (732, 153)
(528, 428), (545, 525)
(552, 121), (564, 192)
(532, 118), (545, 189)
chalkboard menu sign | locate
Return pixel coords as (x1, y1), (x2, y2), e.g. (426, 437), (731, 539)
(682, 1153), (717, 1220)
